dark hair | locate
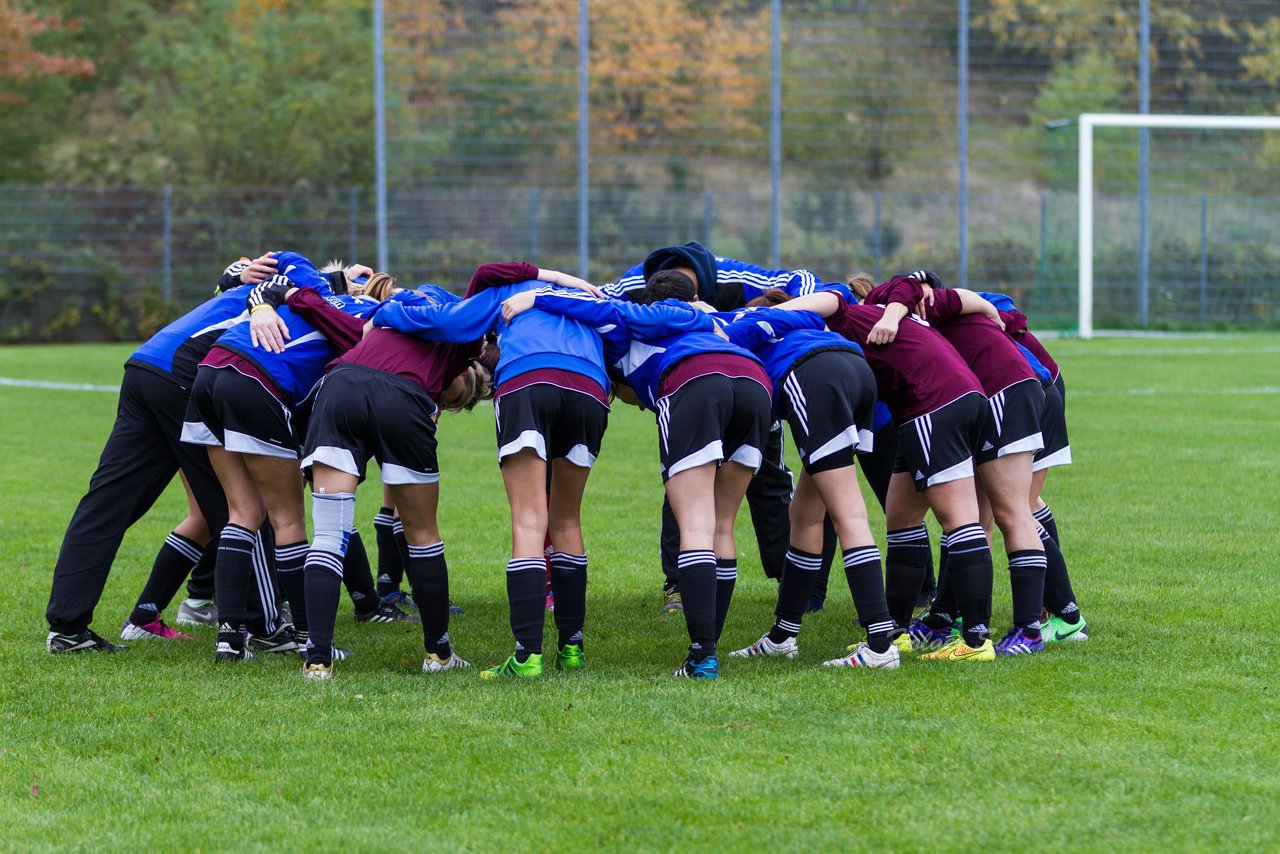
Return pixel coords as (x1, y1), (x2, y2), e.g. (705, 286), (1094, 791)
(745, 288), (792, 308)
(640, 269), (696, 304)
(477, 334), (500, 374)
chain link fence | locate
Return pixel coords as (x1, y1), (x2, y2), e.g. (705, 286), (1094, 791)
(3, 1), (1278, 341)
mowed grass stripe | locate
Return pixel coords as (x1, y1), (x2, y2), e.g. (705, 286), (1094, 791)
(0, 340), (1276, 851)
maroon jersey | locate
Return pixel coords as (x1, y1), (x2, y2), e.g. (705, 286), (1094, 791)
(924, 290), (1038, 396)
(825, 299), (983, 425)
(287, 288), (478, 402)
(999, 309), (1059, 382)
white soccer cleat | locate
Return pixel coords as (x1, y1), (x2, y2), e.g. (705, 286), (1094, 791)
(823, 642), (900, 669)
(423, 651), (470, 672)
(729, 633), (799, 660)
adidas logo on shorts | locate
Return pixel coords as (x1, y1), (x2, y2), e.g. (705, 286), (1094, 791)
(981, 441), (994, 451)
(914, 470), (925, 480)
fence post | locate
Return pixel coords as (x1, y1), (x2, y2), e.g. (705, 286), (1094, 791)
(703, 189), (714, 247)
(1199, 193), (1208, 323)
(770, 0), (781, 268)
(348, 187), (358, 265)
(873, 190), (883, 282)
(577, 0), (590, 279)
(373, 0), (389, 272)
(162, 184), (173, 302)
(529, 186), (539, 259)
(1037, 190), (1048, 297)
(957, 0), (969, 288)
(1139, 0), (1150, 326)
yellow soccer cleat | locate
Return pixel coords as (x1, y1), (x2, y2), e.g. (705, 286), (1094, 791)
(920, 636), (995, 662)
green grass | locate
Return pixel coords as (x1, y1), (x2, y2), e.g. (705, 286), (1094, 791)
(1, 338), (1277, 851)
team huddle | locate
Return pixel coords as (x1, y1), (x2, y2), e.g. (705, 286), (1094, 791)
(43, 240), (1088, 680)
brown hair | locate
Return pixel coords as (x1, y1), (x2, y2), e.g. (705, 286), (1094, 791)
(442, 362), (493, 413)
(745, 288), (792, 308)
(640, 270), (696, 304)
(846, 272), (876, 300)
(363, 272), (397, 302)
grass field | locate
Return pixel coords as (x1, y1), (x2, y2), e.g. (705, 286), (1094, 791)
(1, 338), (1277, 852)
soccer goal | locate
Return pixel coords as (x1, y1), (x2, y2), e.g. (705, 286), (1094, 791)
(1077, 113), (1280, 338)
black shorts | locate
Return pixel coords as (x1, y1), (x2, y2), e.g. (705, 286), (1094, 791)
(494, 383), (609, 468)
(1033, 377), (1071, 471)
(893, 391), (987, 491)
(976, 378), (1045, 465)
(182, 365), (298, 459)
(780, 350), (877, 475)
(657, 374), (772, 481)
(299, 364), (440, 485)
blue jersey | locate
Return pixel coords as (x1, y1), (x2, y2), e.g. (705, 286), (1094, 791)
(530, 290), (760, 412)
(128, 285), (255, 388)
(372, 281), (609, 393)
(716, 307), (858, 405)
(213, 251), (379, 405)
(602, 253), (851, 310)
(976, 290), (1051, 383)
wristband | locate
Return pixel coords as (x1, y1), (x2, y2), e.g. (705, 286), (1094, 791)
(250, 303), (274, 314)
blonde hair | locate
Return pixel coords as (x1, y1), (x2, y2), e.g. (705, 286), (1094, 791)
(846, 272), (876, 300)
(442, 362), (494, 413)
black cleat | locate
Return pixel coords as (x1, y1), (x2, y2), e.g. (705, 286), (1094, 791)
(47, 629), (128, 654)
(355, 600), (419, 624)
(246, 623), (302, 653)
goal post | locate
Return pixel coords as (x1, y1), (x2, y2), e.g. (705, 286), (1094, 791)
(1077, 113), (1280, 338)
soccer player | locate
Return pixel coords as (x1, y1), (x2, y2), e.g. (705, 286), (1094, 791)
(504, 275), (773, 679)
(371, 266), (610, 679)
(601, 242), (830, 604)
(770, 287), (1001, 662)
(717, 302), (899, 668)
(44, 255), (280, 653)
(181, 250), (380, 662)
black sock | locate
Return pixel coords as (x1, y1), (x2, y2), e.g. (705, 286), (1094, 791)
(373, 508), (401, 596)
(1008, 549), (1047, 636)
(1041, 531), (1081, 623)
(214, 524), (256, 650)
(945, 524), (994, 647)
(186, 542), (217, 602)
(1033, 505), (1059, 546)
(549, 552), (587, 649)
(303, 547), (343, 665)
(275, 540), (309, 632)
(131, 531), (204, 625)
(677, 550), (717, 661)
(915, 523), (937, 601)
(884, 526), (931, 628)
(405, 541), (451, 657)
(393, 521), (411, 587)
(714, 557), (737, 642)
(843, 545), (894, 654)
(342, 530), (380, 616)
(812, 516), (837, 606)
(770, 548), (821, 642)
(923, 543), (954, 628)
(506, 558), (547, 659)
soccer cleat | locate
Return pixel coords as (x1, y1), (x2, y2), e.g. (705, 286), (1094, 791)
(302, 661), (333, 680)
(1042, 615), (1089, 643)
(120, 618), (195, 641)
(906, 618), (957, 650)
(294, 630), (351, 662)
(672, 655), (719, 679)
(47, 629), (127, 654)
(448, 599), (465, 616)
(355, 600), (420, 624)
(480, 652), (543, 680)
(382, 590), (419, 613)
(920, 636), (995, 662)
(423, 651), (470, 672)
(246, 624), (301, 654)
(175, 599), (217, 626)
(662, 583), (683, 614)
(824, 642), (901, 669)
(213, 642), (255, 662)
(892, 632), (913, 653)
(729, 634), (799, 660)
(555, 644), (585, 671)
(805, 597), (825, 614)
(994, 627), (1046, 656)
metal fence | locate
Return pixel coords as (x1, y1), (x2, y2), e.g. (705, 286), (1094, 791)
(3, 1), (1279, 342)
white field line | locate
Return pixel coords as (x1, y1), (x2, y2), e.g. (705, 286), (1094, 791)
(1062, 345), (1280, 358)
(0, 377), (119, 393)
(1071, 386), (1280, 397)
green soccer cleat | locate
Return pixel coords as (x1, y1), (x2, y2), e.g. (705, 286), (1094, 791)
(480, 652), (544, 680)
(555, 644), (585, 671)
(1041, 614), (1089, 643)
